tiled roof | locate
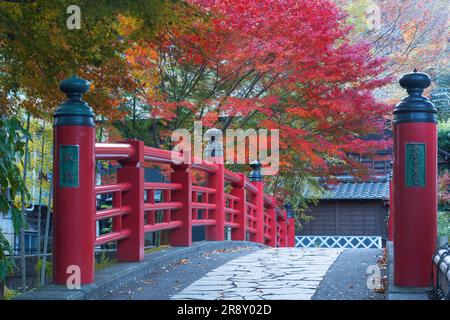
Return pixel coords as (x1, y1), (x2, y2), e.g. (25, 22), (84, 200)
(304, 177), (390, 200)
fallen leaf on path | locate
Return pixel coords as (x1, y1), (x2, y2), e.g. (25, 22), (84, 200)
(177, 258), (190, 265)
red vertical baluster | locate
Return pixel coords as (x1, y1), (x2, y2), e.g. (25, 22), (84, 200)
(117, 139), (144, 262)
(266, 197), (276, 247)
(170, 164), (192, 246)
(282, 211), (288, 247)
(231, 173), (246, 241)
(276, 211), (286, 247)
(206, 160), (225, 241)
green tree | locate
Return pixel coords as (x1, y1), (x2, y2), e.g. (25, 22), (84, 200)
(0, 116), (30, 284)
(0, 0), (187, 118)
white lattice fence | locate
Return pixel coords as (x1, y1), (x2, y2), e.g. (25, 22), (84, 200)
(295, 236), (382, 249)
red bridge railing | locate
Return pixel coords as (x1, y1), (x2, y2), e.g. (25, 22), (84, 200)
(52, 76), (295, 285)
(94, 141), (293, 251)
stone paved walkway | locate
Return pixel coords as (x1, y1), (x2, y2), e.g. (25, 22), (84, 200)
(171, 247), (343, 300)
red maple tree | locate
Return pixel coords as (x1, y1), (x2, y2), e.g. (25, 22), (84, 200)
(125, 0), (393, 199)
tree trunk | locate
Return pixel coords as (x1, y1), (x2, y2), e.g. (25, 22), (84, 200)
(40, 179), (53, 286)
(19, 113), (31, 293)
(132, 90), (137, 129)
(36, 121), (46, 280)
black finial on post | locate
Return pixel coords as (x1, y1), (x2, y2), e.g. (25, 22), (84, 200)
(54, 76), (95, 127)
(393, 69), (436, 124)
(284, 202), (294, 218)
(248, 160), (263, 182)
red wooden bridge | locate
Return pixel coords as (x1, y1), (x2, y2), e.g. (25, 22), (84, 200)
(52, 76), (294, 285)
(51, 69), (441, 295)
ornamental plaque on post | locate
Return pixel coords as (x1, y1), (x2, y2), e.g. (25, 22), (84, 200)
(392, 69), (437, 287)
(53, 76), (96, 285)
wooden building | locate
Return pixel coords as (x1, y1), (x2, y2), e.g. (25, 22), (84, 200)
(301, 176), (390, 241)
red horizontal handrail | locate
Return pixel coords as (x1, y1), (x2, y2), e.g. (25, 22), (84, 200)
(95, 182), (131, 195)
(192, 202), (217, 210)
(224, 169), (243, 185)
(192, 185), (216, 194)
(225, 193), (239, 201)
(144, 182), (182, 190)
(95, 143), (135, 160)
(247, 203), (257, 210)
(191, 161), (218, 173)
(143, 146), (173, 164)
(96, 207), (130, 220)
(144, 221), (182, 232)
(264, 194), (276, 208)
(144, 202), (183, 211)
(244, 180), (258, 194)
(224, 222), (240, 229)
(95, 230), (131, 246)
(224, 207), (239, 214)
(192, 219), (216, 226)
(143, 147), (219, 174)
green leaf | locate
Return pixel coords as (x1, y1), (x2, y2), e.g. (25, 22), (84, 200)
(0, 232), (14, 282)
(11, 207), (25, 233)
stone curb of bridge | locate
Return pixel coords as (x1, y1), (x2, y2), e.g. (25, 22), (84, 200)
(14, 241), (267, 300)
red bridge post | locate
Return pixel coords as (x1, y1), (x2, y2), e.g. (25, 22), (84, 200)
(231, 173), (246, 241)
(285, 203), (296, 247)
(170, 164), (192, 246)
(203, 129), (225, 241)
(393, 70), (437, 287)
(206, 158), (225, 241)
(279, 211), (287, 247)
(249, 161), (265, 244)
(117, 140), (145, 261)
(53, 77), (96, 285)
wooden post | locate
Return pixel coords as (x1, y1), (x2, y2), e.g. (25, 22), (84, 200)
(170, 164), (192, 246)
(285, 203), (296, 247)
(231, 173), (246, 241)
(53, 76), (95, 285)
(393, 70), (437, 287)
(249, 161), (264, 244)
(266, 197), (277, 247)
(205, 159), (225, 241)
(117, 140), (145, 261)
